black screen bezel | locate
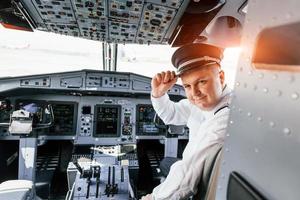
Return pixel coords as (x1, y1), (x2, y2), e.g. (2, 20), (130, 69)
(93, 104), (121, 137)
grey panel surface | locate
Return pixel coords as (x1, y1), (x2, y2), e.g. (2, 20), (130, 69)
(18, 138), (37, 182)
(201, 0), (246, 48)
(0, 70), (185, 96)
(216, 0), (300, 199)
(70, 163), (130, 199)
(132, 80), (151, 91)
(60, 76), (83, 88)
(20, 76), (50, 87)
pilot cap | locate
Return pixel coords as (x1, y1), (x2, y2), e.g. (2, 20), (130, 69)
(171, 43), (223, 75)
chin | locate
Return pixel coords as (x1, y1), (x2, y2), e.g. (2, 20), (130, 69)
(195, 103), (206, 109)
(191, 100), (212, 110)
(196, 103), (213, 111)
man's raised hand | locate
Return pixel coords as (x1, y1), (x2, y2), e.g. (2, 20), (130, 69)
(151, 71), (177, 98)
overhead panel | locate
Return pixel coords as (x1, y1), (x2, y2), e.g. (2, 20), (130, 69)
(136, 2), (177, 44)
(108, 21), (136, 43)
(32, 0), (80, 36)
(147, 0), (185, 9)
(73, 0), (107, 40)
(32, 0), (76, 23)
(19, 0), (188, 44)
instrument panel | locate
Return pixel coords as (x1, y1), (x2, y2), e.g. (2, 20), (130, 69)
(94, 105), (121, 137)
(49, 102), (77, 135)
(0, 70), (187, 145)
(14, 100), (78, 136)
(0, 96), (167, 144)
(136, 104), (164, 135)
(18, 0), (189, 44)
(0, 70), (188, 199)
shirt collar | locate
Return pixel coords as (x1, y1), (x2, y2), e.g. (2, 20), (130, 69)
(200, 85), (232, 119)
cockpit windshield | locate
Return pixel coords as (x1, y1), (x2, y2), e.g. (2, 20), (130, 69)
(0, 25), (239, 87)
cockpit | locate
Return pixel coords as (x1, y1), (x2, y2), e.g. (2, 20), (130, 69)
(0, 0), (246, 198)
(2, 0), (300, 200)
(0, 0), (247, 199)
(0, 68), (188, 198)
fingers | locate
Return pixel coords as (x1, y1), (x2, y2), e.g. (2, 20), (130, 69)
(171, 71), (176, 80)
(155, 73), (162, 84)
(165, 71), (177, 84)
(163, 71), (170, 83)
(154, 71), (176, 84)
(141, 194), (152, 200)
(170, 74), (178, 84)
(156, 71), (178, 87)
(151, 71), (177, 98)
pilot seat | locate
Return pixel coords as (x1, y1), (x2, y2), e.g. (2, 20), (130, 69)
(158, 144), (223, 200)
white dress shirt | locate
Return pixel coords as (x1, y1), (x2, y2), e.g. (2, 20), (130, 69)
(150, 86), (232, 200)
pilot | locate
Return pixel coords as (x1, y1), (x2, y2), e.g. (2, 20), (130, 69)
(142, 43), (232, 200)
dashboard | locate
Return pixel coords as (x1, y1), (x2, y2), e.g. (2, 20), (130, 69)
(0, 69), (187, 145)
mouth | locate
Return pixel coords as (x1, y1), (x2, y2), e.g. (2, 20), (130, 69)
(193, 96), (206, 102)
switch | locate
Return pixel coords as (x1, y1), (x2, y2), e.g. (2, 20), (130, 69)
(147, 4), (153, 10)
(85, 1), (94, 8)
(150, 19), (161, 26)
(126, 1), (133, 7)
(121, 167), (124, 182)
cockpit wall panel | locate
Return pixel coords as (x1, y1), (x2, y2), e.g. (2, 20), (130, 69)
(217, 0), (300, 199)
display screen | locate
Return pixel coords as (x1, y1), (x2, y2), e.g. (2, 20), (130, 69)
(136, 104), (164, 135)
(49, 103), (77, 135)
(0, 100), (11, 136)
(82, 106), (91, 114)
(0, 104), (11, 123)
(15, 100), (77, 135)
(94, 105), (121, 137)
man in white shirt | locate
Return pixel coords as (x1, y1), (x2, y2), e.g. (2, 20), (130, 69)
(142, 43), (231, 200)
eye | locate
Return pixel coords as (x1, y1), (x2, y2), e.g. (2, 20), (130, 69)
(183, 85), (190, 89)
(198, 80), (207, 85)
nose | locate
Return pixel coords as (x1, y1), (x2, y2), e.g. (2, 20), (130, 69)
(191, 85), (201, 97)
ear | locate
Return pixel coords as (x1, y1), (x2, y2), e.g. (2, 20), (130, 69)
(219, 70), (225, 86)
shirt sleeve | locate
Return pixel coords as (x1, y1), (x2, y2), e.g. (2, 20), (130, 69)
(152, 111), (229, 200)
(151, 93), (191, 126)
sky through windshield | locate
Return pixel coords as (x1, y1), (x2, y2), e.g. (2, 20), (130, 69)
(0, 25), (240, 87)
